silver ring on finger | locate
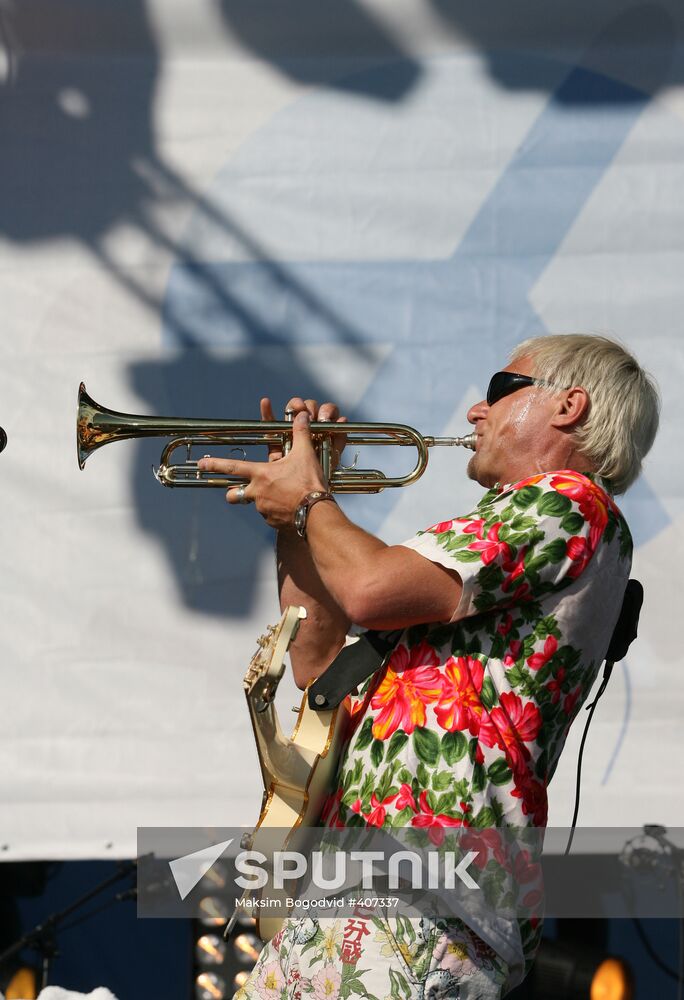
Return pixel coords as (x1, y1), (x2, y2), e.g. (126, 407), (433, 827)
(236, 484), (251, 504)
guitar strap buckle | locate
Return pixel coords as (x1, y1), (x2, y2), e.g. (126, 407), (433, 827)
(307, 629), (402, 711)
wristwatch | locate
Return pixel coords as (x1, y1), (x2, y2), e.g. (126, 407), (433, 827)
(294, 491), (336, 539)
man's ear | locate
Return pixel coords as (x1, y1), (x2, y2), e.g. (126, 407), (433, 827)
(551, 386), (590, 430)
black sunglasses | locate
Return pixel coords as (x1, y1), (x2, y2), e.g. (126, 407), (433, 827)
(486, 371), (563, 407)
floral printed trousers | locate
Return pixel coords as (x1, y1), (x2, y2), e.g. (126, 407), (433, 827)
(240, 913), (509, 1000)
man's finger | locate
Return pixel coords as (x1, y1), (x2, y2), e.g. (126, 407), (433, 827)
(227, 484), (253, 505)
(197, 456), (254, 478)
(285, 397), (307, 416)
(260, 397), (275, 421)
(291, 410), (313, 449)
(261, 397), (283, 462)
(318, 403), (340, 422)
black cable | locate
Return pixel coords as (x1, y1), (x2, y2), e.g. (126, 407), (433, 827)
(561, 580), (684, 993)
(564, 579), (643, 856)
(563, 667), (611, 856)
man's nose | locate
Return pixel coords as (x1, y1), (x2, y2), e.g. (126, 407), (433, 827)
(466, 398), (489, 425)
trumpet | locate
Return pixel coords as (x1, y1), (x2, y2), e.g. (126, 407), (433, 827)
(77, 383), (476, 493)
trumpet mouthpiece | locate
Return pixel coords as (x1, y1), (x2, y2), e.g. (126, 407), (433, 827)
(425, 433), (477, 450)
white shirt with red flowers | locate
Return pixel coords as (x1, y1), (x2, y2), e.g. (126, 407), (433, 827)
(321, 470), (633, 986)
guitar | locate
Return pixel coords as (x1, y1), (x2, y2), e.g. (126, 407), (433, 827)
(232, 605), (350, 941)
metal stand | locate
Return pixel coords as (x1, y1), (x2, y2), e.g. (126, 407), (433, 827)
(0, 859), (137, 990)
(621, 825), (684, 998)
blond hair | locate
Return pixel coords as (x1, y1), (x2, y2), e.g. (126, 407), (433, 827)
(510, 334), (660, 495)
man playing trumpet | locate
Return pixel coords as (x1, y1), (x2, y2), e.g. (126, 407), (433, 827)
(199, 334), (659, 998)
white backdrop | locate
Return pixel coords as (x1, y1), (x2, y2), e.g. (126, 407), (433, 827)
(0, 0), (682, 858)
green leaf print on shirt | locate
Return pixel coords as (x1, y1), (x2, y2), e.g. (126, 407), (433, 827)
(441, 730), (468, 765)
(386, 731), (409, 762)
(354, 718), (374, 752)
(512, 485), (543, 509)
(413, 727), (440, 766)
(537, 491), (572, 517)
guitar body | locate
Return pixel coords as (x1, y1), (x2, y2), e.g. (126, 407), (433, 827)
(237, 606), (349, 941)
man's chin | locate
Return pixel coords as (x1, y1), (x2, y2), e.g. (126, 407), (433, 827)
(467, 454), (496, 489)
(466, 454), (483, 484)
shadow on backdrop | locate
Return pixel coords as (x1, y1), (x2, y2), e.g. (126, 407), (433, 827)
(150, 8), (673, 614)
(0, 2), (673, 618)
(431, 0), (680, 99)
(215, 0), (421, 99)
(0, 0), (401, 616)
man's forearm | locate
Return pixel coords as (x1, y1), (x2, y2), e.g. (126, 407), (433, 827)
(276, 528), (350, 689)
(196, 409), (461, 656)
(302, 501), (387, 620)
(303, 500), (463, 630)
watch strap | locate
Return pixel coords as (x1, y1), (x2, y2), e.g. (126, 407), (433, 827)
(295, 490), (335, 539)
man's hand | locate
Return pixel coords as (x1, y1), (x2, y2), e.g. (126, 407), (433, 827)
(198, 395), (463, 684)
(260, 396), (348, 466)
(198, 410), (329, 531)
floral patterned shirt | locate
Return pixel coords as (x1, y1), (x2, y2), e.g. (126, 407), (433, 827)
(321, 470), (632, 985)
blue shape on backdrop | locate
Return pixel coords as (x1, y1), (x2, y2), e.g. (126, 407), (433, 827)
(150, 50), (674, 782)
(161, 53), (669, 541)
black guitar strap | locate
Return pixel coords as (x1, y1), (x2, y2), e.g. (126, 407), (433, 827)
(307, 629), (403, 711)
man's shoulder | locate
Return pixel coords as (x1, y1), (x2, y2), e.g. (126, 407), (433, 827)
(500, 469), (606, 495)
(483, 469), (631, 555)
(498, 470), (623, 514)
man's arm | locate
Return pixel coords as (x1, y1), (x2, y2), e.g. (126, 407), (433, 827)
(198, 408), (463, 685)
(276, 527), (350, 689)
(258, 397), (351, 688)
(301, 499), (462, 631)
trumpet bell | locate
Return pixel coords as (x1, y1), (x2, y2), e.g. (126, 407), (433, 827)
(77, 382), (105, 469)
(78, 382), (154, 469)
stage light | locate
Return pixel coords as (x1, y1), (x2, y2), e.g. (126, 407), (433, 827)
(529, 941), (633, 1000)
(193, 914), (262, 998)
(195, 970), (228, 999)
(196, 933), (227, 967)
(198, 896), (230, 927)
(234, 931), (261, 964)
(591, 957), (633, 1000)
(203, 861), (229, 892)
(234, 971), (251, 990)
(5, 967), (37, 1000)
